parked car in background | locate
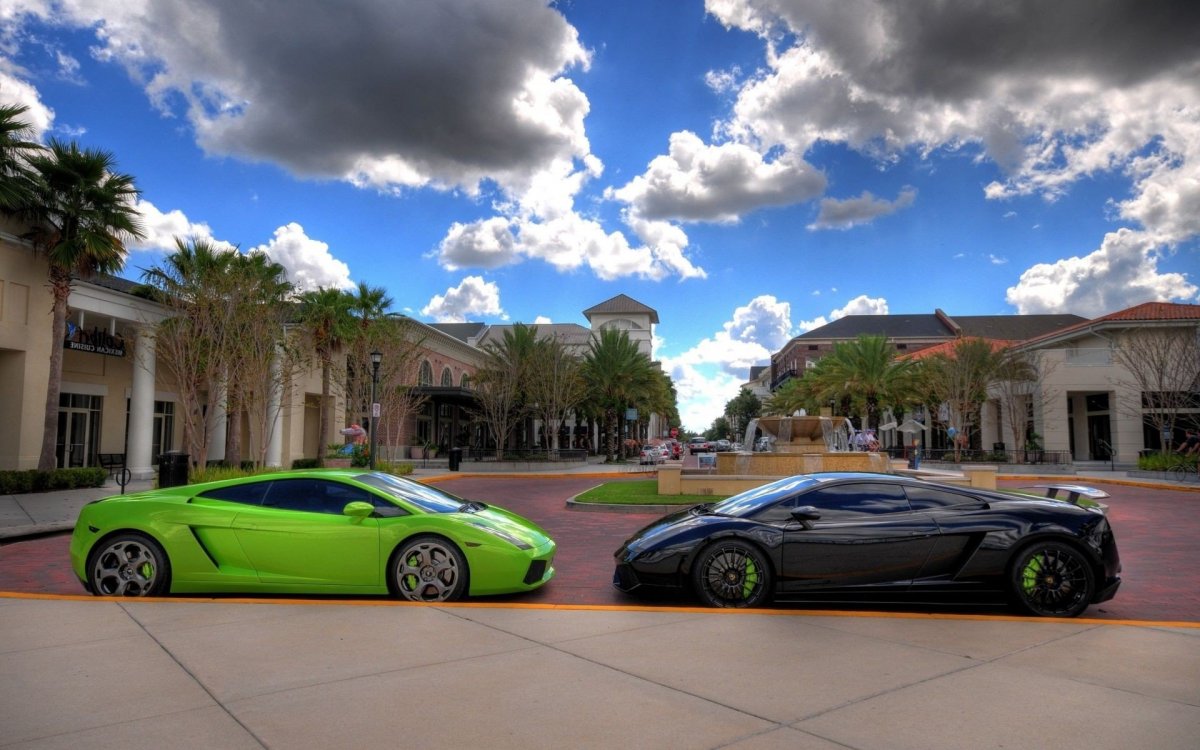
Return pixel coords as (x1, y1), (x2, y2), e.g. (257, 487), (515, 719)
(688, 437), (712, 454)
(640, 445), (666, 465)
(714, 439), (732, 452)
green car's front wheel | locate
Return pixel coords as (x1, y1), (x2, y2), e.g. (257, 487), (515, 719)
(391, 536), (468, 602)
(87, 532), (171, 597)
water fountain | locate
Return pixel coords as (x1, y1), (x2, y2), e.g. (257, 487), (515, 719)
(716, 413), (889, 476)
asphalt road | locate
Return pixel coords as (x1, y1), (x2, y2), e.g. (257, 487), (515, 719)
(2, 475), (1197, 622)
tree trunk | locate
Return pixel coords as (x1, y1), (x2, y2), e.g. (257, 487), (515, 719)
(38, 278), (71, 471)
(317, 358), (331, 467)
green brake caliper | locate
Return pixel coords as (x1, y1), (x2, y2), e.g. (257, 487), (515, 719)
(742, 558), (758, 598)
(139, 562), (154, 579)
(1021, 554), (1043, 593)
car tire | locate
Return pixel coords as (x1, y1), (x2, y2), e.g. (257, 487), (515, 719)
(86, 532), (171, 597)
(691, 539), (771, 608)
(390, 535), (469, 603)
(1009, 541), (1095, 617)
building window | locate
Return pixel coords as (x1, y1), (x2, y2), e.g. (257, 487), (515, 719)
(460, 373), (471, 389)
(441, 367), (453, 386)
(419, 360), (433, 386)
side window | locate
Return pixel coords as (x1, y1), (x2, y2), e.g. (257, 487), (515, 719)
(801, 483), (911, 520)
(261, 479), (377, 515)
(905, 485), (985, 511)
(198, 482), (269, 506)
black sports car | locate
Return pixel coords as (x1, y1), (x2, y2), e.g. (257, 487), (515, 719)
(613, 472), (1121, 617)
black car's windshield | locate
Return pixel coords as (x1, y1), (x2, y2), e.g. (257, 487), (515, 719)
(356, 472), (466, 514)
(711, 475), (821, 517)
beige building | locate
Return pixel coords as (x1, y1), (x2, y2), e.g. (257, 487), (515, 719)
(3, 219), (668, 472)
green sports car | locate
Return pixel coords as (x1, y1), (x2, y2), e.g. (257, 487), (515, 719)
(69, 470), (555, 602)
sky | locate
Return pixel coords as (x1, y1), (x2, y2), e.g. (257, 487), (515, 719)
(2, 0), (1198, 433)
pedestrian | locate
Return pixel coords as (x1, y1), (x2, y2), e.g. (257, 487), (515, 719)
(1181, 429), (1200, 456)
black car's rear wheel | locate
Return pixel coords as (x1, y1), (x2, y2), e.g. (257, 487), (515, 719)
(1010, 541), (1095, 617)
(87, 533), (171, 597)
(390, 536), (468, 602)
(692, 540), (771, 608)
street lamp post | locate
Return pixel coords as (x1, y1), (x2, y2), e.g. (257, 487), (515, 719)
(369, 350), (382, 470)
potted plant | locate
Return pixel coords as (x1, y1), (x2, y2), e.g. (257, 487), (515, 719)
(1025, 432), (1044, 463)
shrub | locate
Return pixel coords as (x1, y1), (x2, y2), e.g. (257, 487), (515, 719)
(292, 458), (320, 469)
(0, 467), (106, 494)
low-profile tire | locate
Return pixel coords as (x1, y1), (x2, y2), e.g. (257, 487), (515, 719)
(86, 532), (171, 597)
(1010, 541), (1095, 618)
(691, 539), (771, 608)
(390, 536), (469, 603)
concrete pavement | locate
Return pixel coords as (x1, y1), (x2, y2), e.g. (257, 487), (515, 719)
(2, 463), (1198, 749)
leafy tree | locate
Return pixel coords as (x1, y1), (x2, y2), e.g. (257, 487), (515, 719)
(763, 376), (814, 417)
(343, 282), (394, 440)
(919, 338), (1005, 460)
(141, 239), (248, 467)
(370, 316), (428, 461)
(22, 139), (144, 470)
(725, 387), (762, 441)
(0, 104), (43, 211)
(472, 325), (538, 459)
(527, 333), (586, 452)
(990, 347), (1055, 455)
(297, 287), (356, 466)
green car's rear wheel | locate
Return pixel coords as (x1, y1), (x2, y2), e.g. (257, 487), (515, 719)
(391, 536), (468, 602)
(692, 539), (771, 608)
(87, 533), (171, 597)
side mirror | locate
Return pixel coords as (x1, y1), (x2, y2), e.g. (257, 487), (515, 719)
(790, 505), (821, 526)
(342, 501), (374, 519)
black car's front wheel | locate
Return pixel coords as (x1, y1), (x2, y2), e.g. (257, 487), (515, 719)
(390, 536), (469, 603)
(691, 540), (771, 608)
(87, 532), (171, 597)
(1010, 541), (1095, 617)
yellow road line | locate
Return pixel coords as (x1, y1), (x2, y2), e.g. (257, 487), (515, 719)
(2, 590), (1195, 628)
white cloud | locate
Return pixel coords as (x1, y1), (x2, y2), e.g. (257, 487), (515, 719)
(808, 187), (916, 230)
(248, 223), (353, 293)
(1005, 228), (1198, 316)
(660, 295), (793, 431)
(608, 130), (826, 223)
(130, 200), (236, 254)
(421, 276), (506, 322)
(796, 294), (889, 333)
(0, 71), (54, 136)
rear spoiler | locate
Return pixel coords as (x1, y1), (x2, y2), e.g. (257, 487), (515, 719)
(1028, 484), (1110, 510)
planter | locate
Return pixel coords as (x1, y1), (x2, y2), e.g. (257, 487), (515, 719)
(323, 458), (352, 468)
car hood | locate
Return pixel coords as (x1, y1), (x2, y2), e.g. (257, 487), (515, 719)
(618, 505), (715, 555)
(464, 505), (554, 548)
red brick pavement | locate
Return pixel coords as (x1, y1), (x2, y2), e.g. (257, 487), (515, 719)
(2, 475), (1197, 622)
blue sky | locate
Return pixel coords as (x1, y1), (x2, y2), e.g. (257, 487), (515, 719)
(3, 1), (1198, 432)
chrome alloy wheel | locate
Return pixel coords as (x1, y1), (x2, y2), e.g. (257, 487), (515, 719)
(394, 538), (466, 602)
(90, 535), (167, 597)
(694, 540), (770, 608)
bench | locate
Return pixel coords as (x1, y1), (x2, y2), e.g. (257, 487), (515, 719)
(98, 453), (126, 476)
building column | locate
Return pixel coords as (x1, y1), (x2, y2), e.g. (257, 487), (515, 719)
(266, 347), (283, 467)
(127, 326), (156, 479)
(207, 377), (227, 462)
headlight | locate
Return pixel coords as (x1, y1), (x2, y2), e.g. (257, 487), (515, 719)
(469, 522), (532, 550)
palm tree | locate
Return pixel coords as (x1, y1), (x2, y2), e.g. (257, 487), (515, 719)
(581, 328), (656, 462)
(297, 287), (356, 466)
(346, 282), (393, 435)
(141, 238), (244, 467)
(805, 334), (915, 431)
(22, 139), (144, 470)
(0, 104), (44, 211)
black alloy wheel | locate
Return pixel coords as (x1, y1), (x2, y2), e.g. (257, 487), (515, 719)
(691, 540), (771, 608)
(1011, 541), (1096, 618)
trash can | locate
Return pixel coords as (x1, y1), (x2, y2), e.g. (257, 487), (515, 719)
(158, 451), (189, 488)
(448, 447), (462, 472)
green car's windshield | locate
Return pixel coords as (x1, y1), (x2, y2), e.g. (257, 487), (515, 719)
(356, 472), (467, 514)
